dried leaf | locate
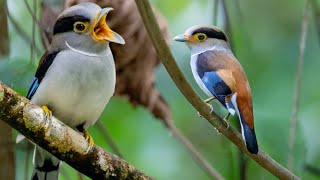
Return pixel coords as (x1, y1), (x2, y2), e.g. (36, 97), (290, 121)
(40, 0), (172, 127)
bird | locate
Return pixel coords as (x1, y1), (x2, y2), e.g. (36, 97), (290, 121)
(25, 2), (125, 180)
(173, 25), (258, 154)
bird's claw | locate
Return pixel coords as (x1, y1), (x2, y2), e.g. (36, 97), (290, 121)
(42, 105), (53, 136)
(223, 118), (230, 130)
(223, 113), (231, 130)
(81, 129), (94, 153)
(204, 97), (216, 103)
(197, 103), (213, 118)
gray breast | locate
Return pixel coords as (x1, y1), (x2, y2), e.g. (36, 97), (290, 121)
(31, 49), (115, 129)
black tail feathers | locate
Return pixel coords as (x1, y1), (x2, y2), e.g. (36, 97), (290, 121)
(242, 123), (259, 154)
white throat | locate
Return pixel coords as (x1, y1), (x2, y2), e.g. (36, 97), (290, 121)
(189, 39), (230, 56)
(65, 41), (109, 57)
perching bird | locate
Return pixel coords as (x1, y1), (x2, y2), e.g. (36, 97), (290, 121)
(173, 25), (258, 154)
(26, 2), (125, 180)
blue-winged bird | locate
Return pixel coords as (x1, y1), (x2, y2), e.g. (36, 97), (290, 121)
(174, 25), (258, 154)
(26, 2), (125, 180)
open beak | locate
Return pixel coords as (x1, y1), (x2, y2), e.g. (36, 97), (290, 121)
(92, 7), (125, 44)
(173, 34), (190, 42)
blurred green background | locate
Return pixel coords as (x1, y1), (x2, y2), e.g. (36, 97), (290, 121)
(0, 0), (319, 179)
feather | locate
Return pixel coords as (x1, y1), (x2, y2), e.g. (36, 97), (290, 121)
(26, 51), (59, 100)
(201, 71), (232, 108)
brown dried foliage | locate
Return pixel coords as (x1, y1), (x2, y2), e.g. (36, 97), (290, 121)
(40, 0), (172, 127)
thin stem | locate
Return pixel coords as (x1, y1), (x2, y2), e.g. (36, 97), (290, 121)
(288, 0), (310, 171)
(6, 4), (42, 55)
(135, 0), (300, 179)
(168, 124), (225, 180)
(31, 0), (36, 64)
(95, 121), (124, 159)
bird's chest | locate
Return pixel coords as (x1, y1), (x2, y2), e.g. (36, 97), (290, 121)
(190, 55), (212, 97)
(32, 51), (115, 128)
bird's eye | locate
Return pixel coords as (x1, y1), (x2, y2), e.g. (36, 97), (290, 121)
(74, 22), (88, 33)
(196, 33), (207, 41)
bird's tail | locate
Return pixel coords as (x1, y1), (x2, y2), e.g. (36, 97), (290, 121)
(31, 146), (61, 180)
(238, 112), (259, 154)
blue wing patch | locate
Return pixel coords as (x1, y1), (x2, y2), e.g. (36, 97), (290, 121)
(201, 71), (232, 108)
(26, 77), (39, 100)
(26, 51), (59, 100)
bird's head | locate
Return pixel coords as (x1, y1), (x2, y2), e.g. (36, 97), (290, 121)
(173, 25), (229, 53)
(51, 2), (125, 53)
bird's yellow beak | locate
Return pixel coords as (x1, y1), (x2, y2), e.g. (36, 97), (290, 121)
(92, 8), (125, 44)
(173, 34), (190, 42)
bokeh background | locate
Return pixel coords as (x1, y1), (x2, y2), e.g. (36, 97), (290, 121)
(0, 0), (319, 179)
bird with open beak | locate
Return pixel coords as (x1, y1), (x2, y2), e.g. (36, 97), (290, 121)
(174, 25), (258, 154)
(26, 2), (125, 180)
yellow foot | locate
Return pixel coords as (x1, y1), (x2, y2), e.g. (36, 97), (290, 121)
(42, 105), (52, 119)
(41, 105), (52, 136)
(80, 129), (94, 153)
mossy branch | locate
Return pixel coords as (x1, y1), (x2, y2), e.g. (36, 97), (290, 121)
(134, 0), (300, 179)
(0, 82), (149, 180)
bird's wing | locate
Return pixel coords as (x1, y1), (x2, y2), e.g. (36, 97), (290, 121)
(26, 51), (59, 100)
(201, 71), (233, 108)
(197, 51), (236, 108)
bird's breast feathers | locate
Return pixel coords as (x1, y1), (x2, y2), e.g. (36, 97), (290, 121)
(29, 49), (115, 128)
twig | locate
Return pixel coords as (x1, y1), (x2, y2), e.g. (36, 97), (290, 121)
(30, 0), (37, 64)
(135, 0), (300, 179)
(6, 5), (42, 55)
(96, 121), (124, 158)
(0, 82), (149, 180)
(24, 0), (50, 53)
(288, 0), (310, 171)
(168, 124), (225, 180)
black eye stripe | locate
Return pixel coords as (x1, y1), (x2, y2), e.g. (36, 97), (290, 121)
(192, 28), (227, 41)
(53, 15), (90, 35)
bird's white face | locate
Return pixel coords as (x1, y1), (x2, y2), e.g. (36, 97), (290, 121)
(174, 25), (230, 55)
(51, 2), (125, 54)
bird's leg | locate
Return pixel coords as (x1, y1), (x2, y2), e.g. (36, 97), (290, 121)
(76, 125), (94, 153)
(41, 105), (53, 136)
(197, 97), (215, 117)
(223, 113), (231, 129)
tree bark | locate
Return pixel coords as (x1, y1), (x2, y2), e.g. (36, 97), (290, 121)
(0, 82), (149, 180)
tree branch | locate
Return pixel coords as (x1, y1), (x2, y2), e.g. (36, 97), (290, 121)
(288, 0), (310, 171)
(0, 82), (149, 180)
(134, 0), (300, 179)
